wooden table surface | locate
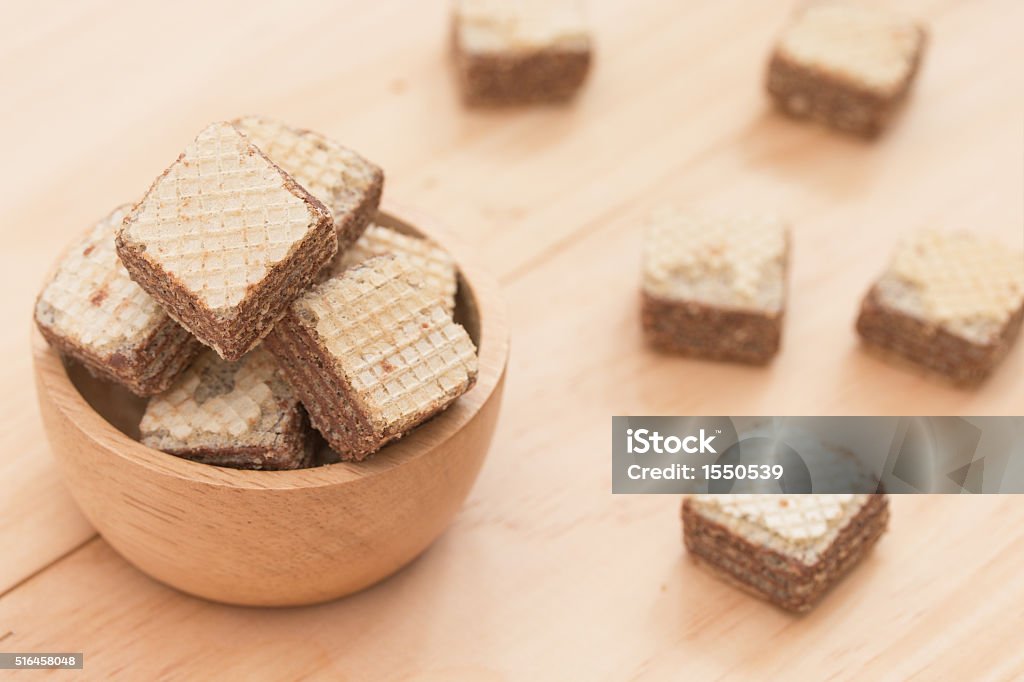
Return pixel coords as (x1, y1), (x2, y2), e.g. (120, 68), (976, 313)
(1, 0), (1022, 679)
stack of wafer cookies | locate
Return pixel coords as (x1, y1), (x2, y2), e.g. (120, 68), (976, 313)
(140, 348), (315, 470)
(641, 209), (790, 364)
(115, 121), (338, 361)
(683, 494), (889, 613)
(35, 205), (204, 396)
(36, 118), (478, 470)
(452, 0), (592, 105)
(766, 1), (927, 137)
(856, 230), (1024, 385)
(266, 256), (477, 461)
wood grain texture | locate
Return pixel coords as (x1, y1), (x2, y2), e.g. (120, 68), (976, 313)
(1, 0), (1022, 678)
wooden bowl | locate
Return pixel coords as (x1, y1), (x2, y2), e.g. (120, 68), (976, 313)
(32, 204), (508, 607)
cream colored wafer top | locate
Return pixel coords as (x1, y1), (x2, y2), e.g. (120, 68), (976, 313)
(877, 230), (1024, 344)
(455, 0), (589, 52)
(776, 1), (923, 94)
(331, 225), (458, 312)
(294, 256), (477, 434)
(643, 209), (788, 312)
(141, 348), (293, 444)
(120, 122), (330, 311)
(36, 205), (167, 355)
(690, 494), (873, 564)
(233, 116), (379, 228)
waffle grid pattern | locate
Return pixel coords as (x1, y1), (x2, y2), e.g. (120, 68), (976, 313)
(335, 225), (458, 311)
(778, 2), (922, 93)
(882, 230), (1024, 343)
(689, 494), (871, 564)
(644, 209), (787, 311)
(122, 122), (318, 311)
(233, 116), (379, 222)
(141, 348), (286, 443)
(37, 205), (165, 354)
(296, 256), (477, 429)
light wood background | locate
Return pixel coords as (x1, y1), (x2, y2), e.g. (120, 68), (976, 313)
(1, 0), (1022, 679)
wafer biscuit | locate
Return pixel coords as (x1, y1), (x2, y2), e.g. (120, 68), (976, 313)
(766, 1), (926, 137)
(35, 205), (202, 396)
(452, 0), (592, 105)
(265, 255), (478, 461)
(116, 122), (337, 361)
(140, 348), (313, 469)
(683, 494), (889, 613)
(856, 230), (1024, 385)
(329, 224), (458, 312)
(233, 116), (383, 249)
(641, 209), (789, 363)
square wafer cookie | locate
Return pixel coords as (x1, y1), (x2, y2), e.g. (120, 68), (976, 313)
(35, 205), (202, 396)
(265, 255), (478, 461)
(328, 224), (458, 312)
(116, 122), (337, 361)
(683, 494), (889, 613)
(233, 116), (383, 249)
(452, 0), (592, 105)
(140, 348), (313, 470)
(641, 209), (790, 363)
(766, 1), (926, 137)
(856, 230), (1024, 385)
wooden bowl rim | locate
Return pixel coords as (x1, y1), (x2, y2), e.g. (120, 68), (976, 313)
(33, 201), (509, 491)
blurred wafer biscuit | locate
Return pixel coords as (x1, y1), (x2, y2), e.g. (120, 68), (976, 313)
(265, 255), (478, 461)
(35, 205), (202, 396)
(140, 348), (313, 470)
(452, 0), (592, 105)
(329, 224), (458, 312)
(856, 230), (1024, 385)
(683, 494), (889, 613)
(116, 122), (337, 361)
(233, 116), (383, 249)
(641, 209), (790, 363)
(767, 1), (927, 137)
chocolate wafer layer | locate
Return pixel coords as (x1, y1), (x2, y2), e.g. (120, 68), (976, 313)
(116, 122), (337, 361)
(328, 224), (458, 312)
(642, 296), (783, 364)
(265, 255), (478, 461)
(141, 348), (313, 470)
(35, 205), (202, 396)
(856, 230), (1024, 385)
(683, 494), (889, 613)
(641, 209), (789, 364)
(233, 116), (383, 249)
(766, 1), (926, 137)
(452, 0), (591, 105)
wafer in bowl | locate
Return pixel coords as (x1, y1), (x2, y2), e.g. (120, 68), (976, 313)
(34, 204), (508, 606)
